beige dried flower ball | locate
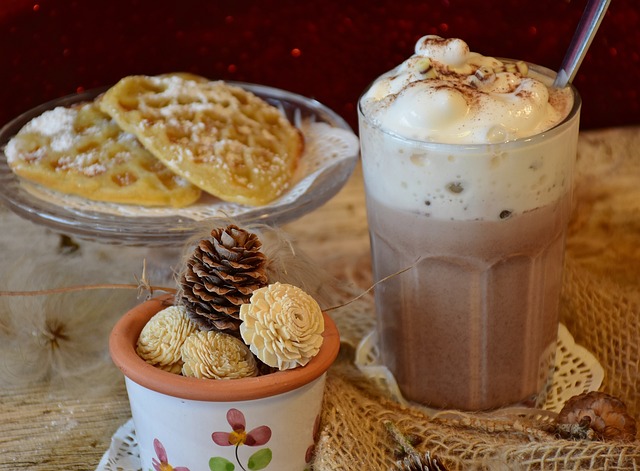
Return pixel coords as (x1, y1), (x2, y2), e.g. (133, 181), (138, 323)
(181, 330), (258, 379)
(136, 305), (198, 374)
(239, 282), (325, 371)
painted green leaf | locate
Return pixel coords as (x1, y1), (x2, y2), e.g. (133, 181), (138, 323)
(209, 456), (235, 471)
(247, 448), (273, 470)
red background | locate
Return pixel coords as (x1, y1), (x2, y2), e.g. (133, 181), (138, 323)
(1, 0), (638, 132)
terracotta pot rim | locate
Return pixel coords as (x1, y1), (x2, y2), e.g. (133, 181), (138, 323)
(109, 294), (340, 402)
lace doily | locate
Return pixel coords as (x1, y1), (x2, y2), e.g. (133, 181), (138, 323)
(97, 419), (141, 471)
(21, 120), (359, 220)
(355, 323), (605, 414)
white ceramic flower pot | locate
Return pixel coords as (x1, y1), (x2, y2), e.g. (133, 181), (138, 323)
(110, 295), (340, 471)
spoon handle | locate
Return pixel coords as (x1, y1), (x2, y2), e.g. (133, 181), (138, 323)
(554, 0), (611, 88)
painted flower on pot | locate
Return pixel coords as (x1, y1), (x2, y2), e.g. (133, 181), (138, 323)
(152, 438), (190, 471)
(210, 408), (272, 471)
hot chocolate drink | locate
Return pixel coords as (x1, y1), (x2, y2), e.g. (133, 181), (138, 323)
(367, 194), (571, 409)
(358, 36), (581, 409)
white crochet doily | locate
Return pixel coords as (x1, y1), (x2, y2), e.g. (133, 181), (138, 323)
(21, 120), (359, 221)
(97, 419), (140, 471)
(355, 323), (605, 414)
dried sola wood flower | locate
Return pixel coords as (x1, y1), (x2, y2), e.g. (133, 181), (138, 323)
(136, 305), (198, 374)
(239, 282), (324, 371)
(181, 330), (258, 379)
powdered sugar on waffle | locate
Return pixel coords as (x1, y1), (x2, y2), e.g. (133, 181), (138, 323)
(5, 107), (77, 160)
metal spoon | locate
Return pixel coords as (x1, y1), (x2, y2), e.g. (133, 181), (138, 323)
(554, 0), (612, 88)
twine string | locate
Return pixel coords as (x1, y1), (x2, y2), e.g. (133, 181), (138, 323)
(0, 260), (177, 299)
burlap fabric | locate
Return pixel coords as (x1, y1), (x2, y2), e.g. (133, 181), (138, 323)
(312, 129), (640, 470)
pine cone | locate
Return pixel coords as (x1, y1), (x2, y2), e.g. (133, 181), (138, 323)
(556, 391), (637, 441)
(179, 225), (268, 336)
(395, 451), (448, 471)
(385, 421), (449, 471)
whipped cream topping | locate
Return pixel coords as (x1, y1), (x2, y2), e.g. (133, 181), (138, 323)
(361, 36), (572, 144)
(358, 36), (580, 221)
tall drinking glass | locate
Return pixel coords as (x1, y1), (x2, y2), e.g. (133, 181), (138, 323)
(359, 62), (581, 410)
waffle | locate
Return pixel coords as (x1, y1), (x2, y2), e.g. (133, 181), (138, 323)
(99, 75), (303, 206)
(4, 100), (202, 207)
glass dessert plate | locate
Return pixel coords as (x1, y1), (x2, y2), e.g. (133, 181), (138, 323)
(0, 82), (359, 246)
